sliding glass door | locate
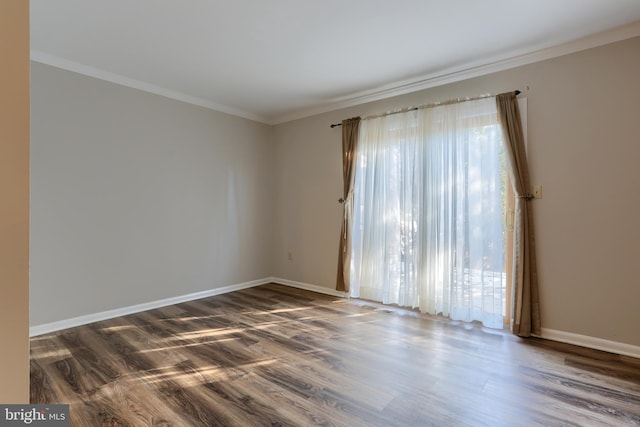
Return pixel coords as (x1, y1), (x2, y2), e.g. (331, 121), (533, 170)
(349, 97), (509, 328)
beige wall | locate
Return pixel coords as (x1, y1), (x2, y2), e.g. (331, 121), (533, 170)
(30, 35), (640, 349)
(0, 0), (30, 403)
(30, 63), (275, 325)
(273, 36), (640, 347)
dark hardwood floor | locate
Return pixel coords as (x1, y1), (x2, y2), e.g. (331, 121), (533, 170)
(30, 284), (640, 426)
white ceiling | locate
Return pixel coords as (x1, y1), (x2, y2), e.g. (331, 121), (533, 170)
(30, 0), (640, 124)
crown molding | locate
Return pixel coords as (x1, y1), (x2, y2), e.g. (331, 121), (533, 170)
(271, 21), (640, 124)
(31, 21), (640, 126)
(30, 50), (271, 125)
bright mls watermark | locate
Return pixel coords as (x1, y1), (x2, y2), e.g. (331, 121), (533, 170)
(0, 405), (69, 426)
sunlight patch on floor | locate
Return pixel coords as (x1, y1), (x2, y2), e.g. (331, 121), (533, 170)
(136, 337), (239, 353)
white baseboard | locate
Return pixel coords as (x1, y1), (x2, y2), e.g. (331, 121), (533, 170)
(29, 277), (347, 337)
(540, 328), (640, 359)
(35, 279), (638, 360)
(269, 277), (349, 298)
(29, 278), (271, 337)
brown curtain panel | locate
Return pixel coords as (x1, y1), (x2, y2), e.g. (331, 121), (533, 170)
(496, 92), (541, 337)
(336, 117), (361, 292)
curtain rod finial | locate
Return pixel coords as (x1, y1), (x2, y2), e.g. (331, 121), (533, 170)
(515, 90), (521, 96)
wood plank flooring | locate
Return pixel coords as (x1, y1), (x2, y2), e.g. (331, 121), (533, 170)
(30, 284), (640, 426)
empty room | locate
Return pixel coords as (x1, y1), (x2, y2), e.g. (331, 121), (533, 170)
(2, 1), (640, 426)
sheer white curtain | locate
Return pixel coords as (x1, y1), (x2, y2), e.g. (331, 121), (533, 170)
(350, 97), (507, 328)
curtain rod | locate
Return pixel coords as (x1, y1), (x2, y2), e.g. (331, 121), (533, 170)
(330, 90), (521, 128)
